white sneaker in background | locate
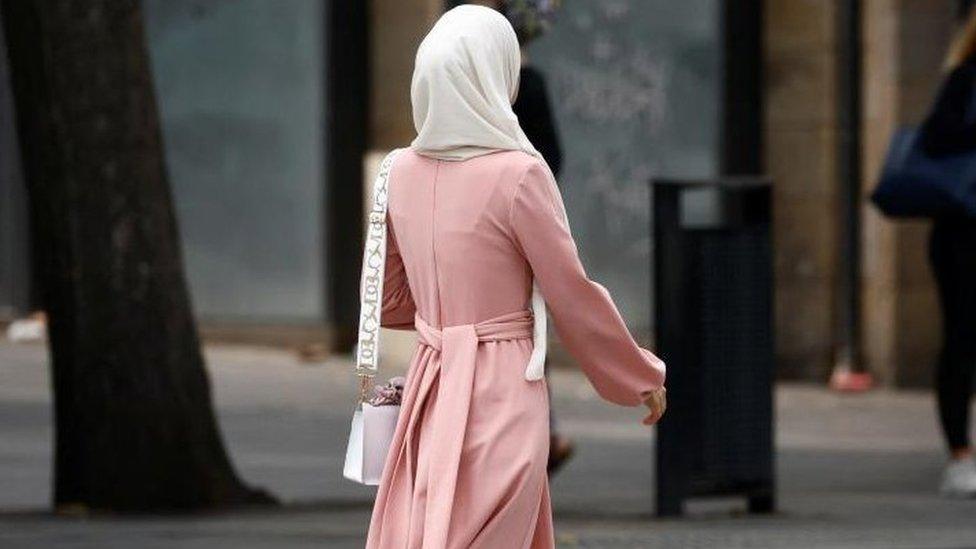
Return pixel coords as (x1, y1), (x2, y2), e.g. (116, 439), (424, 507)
(5, 313), (47, 343)
(941, 458), (976, 498)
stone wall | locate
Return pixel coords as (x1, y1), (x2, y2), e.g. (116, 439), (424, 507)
(861, 0), (953, 387)
(764, 0), (841, 379)
(370, 0), (442, 149)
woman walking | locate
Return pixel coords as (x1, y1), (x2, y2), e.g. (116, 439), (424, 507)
(926, 6), (976, 498)
(364, 6), (666, 547)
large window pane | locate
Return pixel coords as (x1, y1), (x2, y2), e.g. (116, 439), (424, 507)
(527, 0), (720, 332)
(145, 0), (326, 323)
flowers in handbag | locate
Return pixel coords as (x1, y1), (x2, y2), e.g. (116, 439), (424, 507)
(369, 376), (406, 406)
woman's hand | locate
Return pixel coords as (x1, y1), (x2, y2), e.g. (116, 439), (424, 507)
(641, 387), (667, 425)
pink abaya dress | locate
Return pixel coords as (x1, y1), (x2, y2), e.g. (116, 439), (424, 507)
(365, 149), (666, 549)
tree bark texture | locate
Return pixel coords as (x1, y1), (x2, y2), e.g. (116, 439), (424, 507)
(1, 0), (273, 511)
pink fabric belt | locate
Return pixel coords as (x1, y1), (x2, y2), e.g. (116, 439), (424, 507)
(414, 309), (535, 350)
(410, 310), (534, 545)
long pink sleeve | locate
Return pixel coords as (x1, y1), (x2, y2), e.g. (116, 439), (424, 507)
(380, 222), (417, 330)
(509, 161), (665, 406)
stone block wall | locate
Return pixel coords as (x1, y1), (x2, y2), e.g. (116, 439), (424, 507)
(764, 0), (841, 379)
(861, 0), (953, 387)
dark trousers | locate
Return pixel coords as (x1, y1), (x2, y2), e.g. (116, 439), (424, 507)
(930, 218), (976, 451)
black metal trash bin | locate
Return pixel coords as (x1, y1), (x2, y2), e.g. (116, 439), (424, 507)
(652, 177), (774, 516)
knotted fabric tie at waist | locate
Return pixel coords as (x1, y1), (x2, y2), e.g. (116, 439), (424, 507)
(411, 309), (535, 546)
(414, 309), (535, 351)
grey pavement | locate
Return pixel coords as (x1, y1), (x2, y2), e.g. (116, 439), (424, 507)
(1, 340), (975, 548)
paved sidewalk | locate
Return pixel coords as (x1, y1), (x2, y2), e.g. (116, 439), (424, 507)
(1, 340), (974, 548)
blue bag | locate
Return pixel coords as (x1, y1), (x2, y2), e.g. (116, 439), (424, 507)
(870, 127), (976, 218)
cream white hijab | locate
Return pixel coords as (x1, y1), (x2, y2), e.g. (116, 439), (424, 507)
(410, 5), (553, 380)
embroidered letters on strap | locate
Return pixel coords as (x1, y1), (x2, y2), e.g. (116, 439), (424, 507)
(356, 149), (401, 376)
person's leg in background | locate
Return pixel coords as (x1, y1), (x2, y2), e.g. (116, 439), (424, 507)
(931, 218), (976, 497)
(546, 357), (575, 474)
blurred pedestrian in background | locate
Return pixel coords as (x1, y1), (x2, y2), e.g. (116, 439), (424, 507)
(925, 5), (976, 498)
(506, 0), (563, 178)
(468, 0), (574, 475)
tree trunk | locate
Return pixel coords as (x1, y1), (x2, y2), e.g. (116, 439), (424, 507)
(1, 0), (274, 511)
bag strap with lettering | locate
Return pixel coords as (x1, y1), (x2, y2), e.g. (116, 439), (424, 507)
(355, 149), (402, 400)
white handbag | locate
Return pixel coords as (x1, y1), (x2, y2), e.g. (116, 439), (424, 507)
(343, 402), (401, 485)
(343, 149), (403, 486)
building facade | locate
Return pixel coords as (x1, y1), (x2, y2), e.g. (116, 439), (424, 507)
(765, 0), (955, 385)
(374, 0), (957, 386)
(0, 0), (960, 385)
